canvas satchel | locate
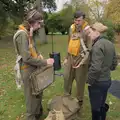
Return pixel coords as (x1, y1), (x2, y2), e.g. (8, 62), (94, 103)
(30, 65), (54, 95)
(47, 95), (80, 120)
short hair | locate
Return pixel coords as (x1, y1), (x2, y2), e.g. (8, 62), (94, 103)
(74, 11), (85, 19)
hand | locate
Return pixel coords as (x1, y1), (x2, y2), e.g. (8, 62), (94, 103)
(30, 27), (33, 37)
(63, 59), (68, 65)
(72, 61), (83, 68)
(72, 64), (81, 68)
(88, 84), (91, 86)
(47, 58), (54, 65)
(38, 54), (44, 59)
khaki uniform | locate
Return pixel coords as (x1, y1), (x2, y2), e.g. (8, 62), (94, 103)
(13, 30), (47, 120)
(64, 23), (92, 104)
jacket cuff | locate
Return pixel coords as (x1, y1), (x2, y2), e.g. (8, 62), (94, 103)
(40, 59), (47, 66)
(86, 77), (96, 85)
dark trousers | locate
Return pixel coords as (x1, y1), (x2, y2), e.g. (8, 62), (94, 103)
(88, 80), (111, 120)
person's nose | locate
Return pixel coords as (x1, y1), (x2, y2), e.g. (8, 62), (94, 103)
(38, 24), (41, 28)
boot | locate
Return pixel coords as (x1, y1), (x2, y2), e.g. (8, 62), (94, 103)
(92, 110), (101, 120)
(105, 103), (109, 112)
(100, 103), (109, 120)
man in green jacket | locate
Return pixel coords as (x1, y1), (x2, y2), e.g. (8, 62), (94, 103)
(13, 9), (54, 120)
(85, 22), (117, 120)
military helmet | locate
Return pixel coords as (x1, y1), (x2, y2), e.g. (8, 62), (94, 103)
(74, 11), (85, 19)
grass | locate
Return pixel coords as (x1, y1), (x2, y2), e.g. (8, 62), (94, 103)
(0, 35), (120, 120)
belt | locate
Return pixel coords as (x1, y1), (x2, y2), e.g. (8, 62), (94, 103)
(21, 65), (29, 70)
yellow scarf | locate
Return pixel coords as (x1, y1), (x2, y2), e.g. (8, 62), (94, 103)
(19, 25), (38, 58)
(68, 21), (88, 56)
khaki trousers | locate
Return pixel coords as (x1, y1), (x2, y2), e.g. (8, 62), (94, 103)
(64, 56), (88, 102)
(21, 67), (43, 120)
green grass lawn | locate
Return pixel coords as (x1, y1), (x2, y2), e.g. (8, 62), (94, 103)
(0, 35), (120, 120)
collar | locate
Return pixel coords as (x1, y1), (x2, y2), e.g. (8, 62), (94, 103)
(92, 35), (106, 46)
(19, 24), (28, 33)
(92, 35), (100, 46)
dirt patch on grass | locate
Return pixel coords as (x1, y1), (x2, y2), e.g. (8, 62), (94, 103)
(0, 64), (8, 69)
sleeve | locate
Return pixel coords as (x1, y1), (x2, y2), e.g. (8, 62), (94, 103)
(65, 27), (72, 59)
(87, 44), (104, 85)
(16, 32), (47, 66)
(110, 49), (118, 71)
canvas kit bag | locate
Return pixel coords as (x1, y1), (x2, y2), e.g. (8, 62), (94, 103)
(30, 65), (54, 95)
(45, 95), (80, 120)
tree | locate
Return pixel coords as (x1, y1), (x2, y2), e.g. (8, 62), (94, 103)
(71, 0), (107, 22)
(71, 0), (86, 10)
(46, 13), (62, 33)
(87, 0), (107, 21)
(45, 4), (73, 35)
(0, 0), (30, 22)
(104, 0), (120, 24)
(42, 0), (56, 12)
(0, 0), (56, 19)
(59, 4), (73, 34)
(34, 0), (47, 44)
(0, 2), (8, 37)
(0, 0), (56, 38)
(34, 0), (56, 43)
(101, 19), (115, 42)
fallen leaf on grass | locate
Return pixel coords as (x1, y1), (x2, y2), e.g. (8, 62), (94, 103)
(16, 116), (20, 120)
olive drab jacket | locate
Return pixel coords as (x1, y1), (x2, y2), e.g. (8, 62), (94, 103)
(67, 21), (92, 67)
(87, 35), (117, 85)
(13, 25), (47, 71)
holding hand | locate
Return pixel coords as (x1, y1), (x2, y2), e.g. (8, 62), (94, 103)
(47, 58), (54, 65)
(87, 84), (91, 86)
(63, 59), (68, 65)
(38, 54), (44, 59)
(30, 27), (33, 37)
